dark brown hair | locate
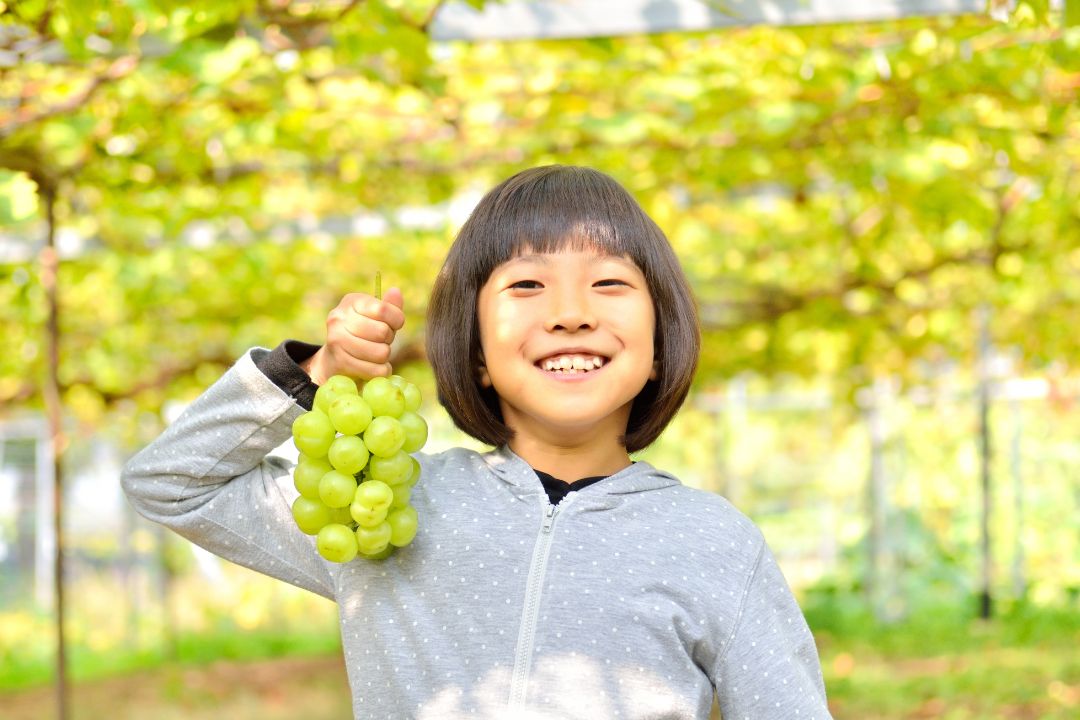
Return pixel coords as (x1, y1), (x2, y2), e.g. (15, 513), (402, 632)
(426, 165), (699, 453)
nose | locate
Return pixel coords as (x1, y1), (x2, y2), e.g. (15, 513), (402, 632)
(544, 285), (596, 333)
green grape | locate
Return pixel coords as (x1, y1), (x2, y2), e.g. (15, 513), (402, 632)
(362, 376), (405, 418)
(389, 483), (411, 510)
(367, 450), (413, 486)
(350, 501), (389, 528)
(387, 505), (418, 547)
(356, 521), (392, 555)
(298, 371), (424, 560)
(328, 394), (373, 435)
(354, 479), (394, 510)
(313, 386), (338, 416)
(350, 479), (393, 527)
(292, 496), (332, 535)
(292, 410), (335, 458)
(358, 544), (395, 560)
(364, 416), (405, 457)
(398, 411), (428, 453)
(314, 375), (358, 415)
(402, 383), (422, 412)
(327, 434), (370, 475)
(317, 523), (358, 563)
(319, 469), (358, 508)
(329, 505), (355, 527)
(294, 456), (332, 500)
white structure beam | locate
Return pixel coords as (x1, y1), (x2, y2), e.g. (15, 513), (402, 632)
(431, 0), (989, 42)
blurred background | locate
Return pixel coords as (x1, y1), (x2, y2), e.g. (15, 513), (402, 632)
(2, 1), (1080, 718)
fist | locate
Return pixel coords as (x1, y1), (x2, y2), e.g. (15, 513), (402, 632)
(301, 288), (405, 386)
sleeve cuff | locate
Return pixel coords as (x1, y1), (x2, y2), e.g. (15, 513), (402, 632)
(252, 340), (321, 411)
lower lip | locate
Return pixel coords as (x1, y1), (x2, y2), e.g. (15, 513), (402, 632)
(533, 363), (607, 382)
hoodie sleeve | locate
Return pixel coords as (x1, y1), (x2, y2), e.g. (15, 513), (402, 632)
(711, 539), (833, 719)
(120, 348), (337, 601)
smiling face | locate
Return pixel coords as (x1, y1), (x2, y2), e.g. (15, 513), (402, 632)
(476, 248), (657, 450)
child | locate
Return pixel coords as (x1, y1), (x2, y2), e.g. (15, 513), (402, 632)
(122, 165), (833, 719)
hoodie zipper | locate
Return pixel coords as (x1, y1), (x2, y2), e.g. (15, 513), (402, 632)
(507, 501), (560, 709)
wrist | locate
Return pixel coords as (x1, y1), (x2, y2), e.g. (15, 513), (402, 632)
(299, 353), (323, 386)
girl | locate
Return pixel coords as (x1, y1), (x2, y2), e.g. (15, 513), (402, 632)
(122, 165), (832, 719)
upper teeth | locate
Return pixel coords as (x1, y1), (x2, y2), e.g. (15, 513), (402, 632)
(541, 355), (605, 371)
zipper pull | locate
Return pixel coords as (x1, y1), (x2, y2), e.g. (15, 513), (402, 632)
(541, 504), (556, 533)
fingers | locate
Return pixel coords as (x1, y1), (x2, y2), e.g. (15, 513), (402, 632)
(320, 291), (406, 381)
(347, 291), (405, 332)
(338, 311), (398, 345)
(322, 344), (394, 379)
(383, 286), (404, 313)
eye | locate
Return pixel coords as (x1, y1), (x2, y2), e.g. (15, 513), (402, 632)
(509, 280), (543, 290)
(594, 279), (629, 287)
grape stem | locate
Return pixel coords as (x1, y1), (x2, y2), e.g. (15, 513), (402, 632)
(375, 271), (382, 300)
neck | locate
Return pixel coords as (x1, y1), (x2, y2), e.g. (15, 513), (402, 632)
(507, 434), (631, 482)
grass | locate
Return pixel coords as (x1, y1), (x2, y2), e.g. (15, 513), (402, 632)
(1, 655), (353, 720)
(2, 601), (1078, 718)
(0, 625), (342, 692)
(806, 600), (1080, 719)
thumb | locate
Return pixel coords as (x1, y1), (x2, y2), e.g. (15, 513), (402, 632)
(383, 286), (404, 311)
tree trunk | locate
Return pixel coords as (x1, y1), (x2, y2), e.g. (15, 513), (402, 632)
(39, 187), (69, 720)
(976, 304), (993, 620)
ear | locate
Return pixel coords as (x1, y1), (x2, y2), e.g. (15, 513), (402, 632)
(649, 360), (659, 381)
(477, 351), (493, 388)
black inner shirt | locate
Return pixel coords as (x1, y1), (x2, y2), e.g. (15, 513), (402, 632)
(534, 470), (607, 506)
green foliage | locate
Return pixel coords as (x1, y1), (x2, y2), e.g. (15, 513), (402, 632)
(2, 4), (1080, 435)
(0, 171), (38, 224)
(1069, 0), (1080, 27)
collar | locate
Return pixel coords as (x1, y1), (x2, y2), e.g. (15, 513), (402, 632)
(481, 445), (681, 507)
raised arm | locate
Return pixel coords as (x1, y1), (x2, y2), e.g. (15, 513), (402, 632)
(120, 349), (339, 599)
(122, 287), (407, 599)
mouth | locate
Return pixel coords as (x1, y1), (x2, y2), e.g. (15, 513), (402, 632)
(534, 352), (610, 376)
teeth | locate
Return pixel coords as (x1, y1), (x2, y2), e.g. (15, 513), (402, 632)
(541, 354), (606, 372)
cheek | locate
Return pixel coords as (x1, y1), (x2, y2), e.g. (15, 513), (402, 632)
(629, 300), (658, 346)
(476, 306), (520, 385)
(478, 298), (527, 351)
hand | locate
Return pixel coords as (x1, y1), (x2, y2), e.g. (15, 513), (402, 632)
(301, 288), (405, 386)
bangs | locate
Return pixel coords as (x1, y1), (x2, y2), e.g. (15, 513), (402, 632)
(463, 166), (656, 286)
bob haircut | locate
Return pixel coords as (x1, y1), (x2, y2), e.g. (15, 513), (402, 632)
(426, 165), (700, 454)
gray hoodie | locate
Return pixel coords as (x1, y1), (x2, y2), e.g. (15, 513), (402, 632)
(121, 349), (832, 719)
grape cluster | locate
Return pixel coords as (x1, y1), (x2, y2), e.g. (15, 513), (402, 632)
(290, 374), (427, 562)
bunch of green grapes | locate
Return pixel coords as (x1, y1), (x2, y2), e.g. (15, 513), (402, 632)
(290, 374), (427, 562)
